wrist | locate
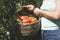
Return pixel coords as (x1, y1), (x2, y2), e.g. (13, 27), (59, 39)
(33, 8), (43, 17)
(33, 8), (40, 16)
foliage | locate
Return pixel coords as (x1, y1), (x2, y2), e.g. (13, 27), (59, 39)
(0, 0), (42, 40)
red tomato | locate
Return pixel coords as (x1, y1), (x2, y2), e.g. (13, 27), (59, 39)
(22, 18), (31, 23)
(31, 18), (37, 22)
(19, 16), (25, 20)
(29, 17), (32, 19)
(20, 16), (29, 20)
(24, 16), (29, 19)
(17, 16), (38, 25)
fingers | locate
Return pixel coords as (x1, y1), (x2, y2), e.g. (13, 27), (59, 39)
(26, 5), (35, 11)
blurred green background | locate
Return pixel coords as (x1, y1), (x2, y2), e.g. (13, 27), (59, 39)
(0, 0), (42, 40)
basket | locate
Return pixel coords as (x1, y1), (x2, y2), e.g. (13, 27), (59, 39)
(20, 17), (41, 36)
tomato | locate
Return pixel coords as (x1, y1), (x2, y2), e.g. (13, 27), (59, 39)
(22, 18), (31, 23)
(16, 16), (38, 25)
(22, 19), (28, 23)
(19, 16), (25, 20)
(29, 17), (32, 19)
(31, 18), (37, 22)
(20, 16), (29, 20)
(24, 16), (29, 19)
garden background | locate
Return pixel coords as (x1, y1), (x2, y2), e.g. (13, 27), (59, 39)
(0, 0), (42, 40)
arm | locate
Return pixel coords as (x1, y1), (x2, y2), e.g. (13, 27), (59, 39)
(33, 0), (60, 20)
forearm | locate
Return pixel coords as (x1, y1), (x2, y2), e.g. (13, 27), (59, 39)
(33, 8), (59, 20)
(39, 9), (60, 19)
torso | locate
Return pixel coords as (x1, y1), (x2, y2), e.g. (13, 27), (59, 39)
(40, 0), (60, 30)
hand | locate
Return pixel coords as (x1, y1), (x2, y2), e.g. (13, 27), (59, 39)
(26, 5), (42, 17)
(26, 5), (35, 11)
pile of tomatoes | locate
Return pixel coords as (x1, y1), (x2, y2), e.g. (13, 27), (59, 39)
(16, 16), (38, 25)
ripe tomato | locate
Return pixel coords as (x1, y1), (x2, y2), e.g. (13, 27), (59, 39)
(22, 18), (31, 23)
(20, 16), (29, 20)
(24, 16), (29, 19)
(19, 16), (25, 20)
(31, 18), (37, 22)
(16, 16), (38, 25)
(29, 17), (32, 19)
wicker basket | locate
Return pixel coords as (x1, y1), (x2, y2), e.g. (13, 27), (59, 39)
(20, 17), (41, 36)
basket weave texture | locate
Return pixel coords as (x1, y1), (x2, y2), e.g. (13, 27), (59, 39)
(21, 18), (41, 36)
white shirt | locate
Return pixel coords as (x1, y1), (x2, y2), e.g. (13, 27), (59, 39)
(40, 0), (60, 30)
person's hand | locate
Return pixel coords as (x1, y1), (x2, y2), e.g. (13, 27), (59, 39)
(26, 5), (42, 17)
(26, 5), (35, 11)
